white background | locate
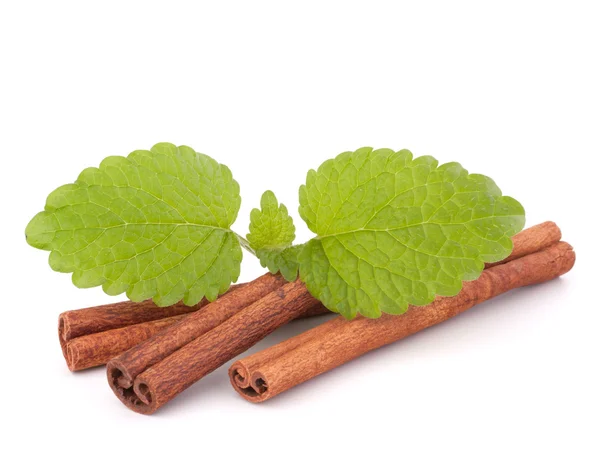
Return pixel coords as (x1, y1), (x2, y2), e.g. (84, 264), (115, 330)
(1, 1), (598, 458)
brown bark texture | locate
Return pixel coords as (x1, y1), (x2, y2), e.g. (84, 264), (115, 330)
(59, 284), (244, 371)
(108, 280), (321, 414)
(229, 241), (575, 402)
(107, 221), (562, 413)
(65, 316), (183, 371)
(60, 221), (558, 370)
(59, 296), (210, 357)
(106, 273), (287, 385)
(60, 277), (329, 371)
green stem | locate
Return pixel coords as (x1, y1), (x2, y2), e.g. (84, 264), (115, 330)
(235, 233), (256, 256)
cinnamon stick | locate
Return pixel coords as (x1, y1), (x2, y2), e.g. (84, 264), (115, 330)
(107, 222), (561, 413)
(229, 241), (575, 402)
(60, 282), (329, 372)
(59, 284), (245, 371)
(65, 315), (184, 371)
(65, 222), (559, 371)
(59, 295), (211, 356)
(109, 281), (321, 413)
(106, 272), (290, 401)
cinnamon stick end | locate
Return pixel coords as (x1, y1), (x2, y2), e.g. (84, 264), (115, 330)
(229, 363), (270, 403)
(106, 362), (157, 414)
(58, 315), (69, 361)
(65, 343), (77, 372)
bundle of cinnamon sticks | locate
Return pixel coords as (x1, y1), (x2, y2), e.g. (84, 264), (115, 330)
(57, 222), (573, 414)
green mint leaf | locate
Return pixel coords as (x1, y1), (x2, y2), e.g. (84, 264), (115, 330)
(298, 147), (525, 319)
(247, 190), (299, 281)
(256, 245), (302, 282)
(25, 142), (242, 306)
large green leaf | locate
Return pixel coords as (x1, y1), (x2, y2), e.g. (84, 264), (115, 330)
(26, 143), (242, 306)
(247, 190), (300, 281)
(298, 147), (525, 318)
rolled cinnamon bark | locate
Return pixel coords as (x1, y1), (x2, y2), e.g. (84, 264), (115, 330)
(59, 295), (211, 358)
(110, 280), (321, 414)
(64, 222), (559, 371)
(65, 316), (183, 371)
(107, 272), (289, 398)
(60, 279), (330, 371)
(58, 284), (245, 370)
(66, 305), (329, 372)
(229, 241), (575, 402)
(107, 222), (562, 413)
(295, 302), (331, 319)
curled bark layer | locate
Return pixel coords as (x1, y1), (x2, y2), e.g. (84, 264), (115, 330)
(230, 241), (575, 402)
(64, 316), (183, 371)
(107, 222), (562, 413)
(58, 284), (244, 371)
(108, 280), (321, 414)
(60, 280), (329, 371)
(106, 273), (287, 387)
(61, 222), (559, 371)
(59, 295), (211, 361)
